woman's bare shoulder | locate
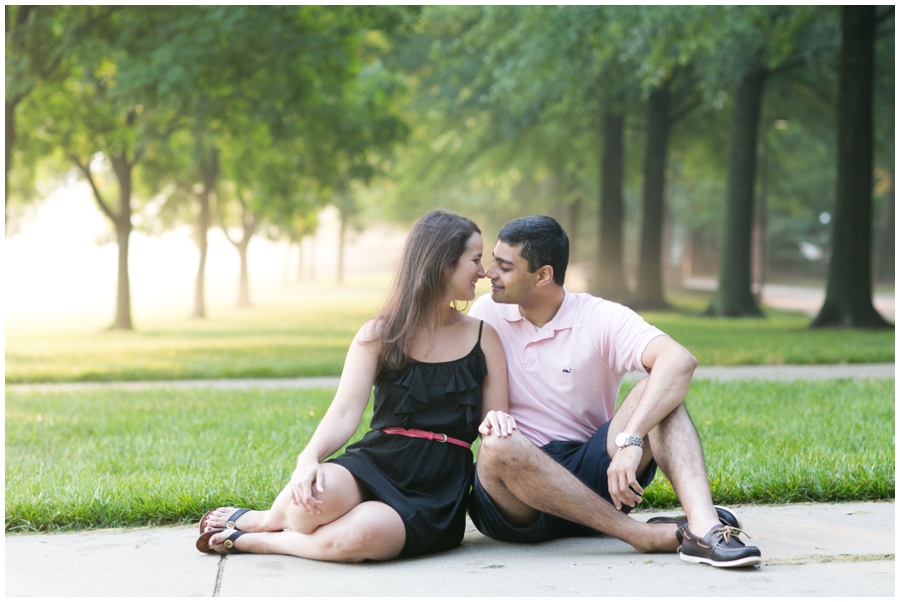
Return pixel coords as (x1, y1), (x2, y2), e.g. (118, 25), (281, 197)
(353, 318), (385, 347)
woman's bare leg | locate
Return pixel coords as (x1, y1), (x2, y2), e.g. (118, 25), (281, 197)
(203, 463), (368, 534)
(206, 500), (406, 562)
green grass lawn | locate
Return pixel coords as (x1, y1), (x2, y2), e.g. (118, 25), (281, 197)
(620, 379), (895, 507)
(5, 294), (380, 384)
(5, 284), (895, 532)
(5, 289), (894, 384)
(5, 378), (894, 532)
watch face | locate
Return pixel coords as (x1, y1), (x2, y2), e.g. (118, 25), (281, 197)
(615, 433), (627, 447)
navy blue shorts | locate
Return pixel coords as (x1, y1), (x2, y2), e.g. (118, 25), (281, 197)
(468, 419), (658, 542)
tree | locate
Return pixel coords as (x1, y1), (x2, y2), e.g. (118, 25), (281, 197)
(21, 7), (210, 329)
(4, 6), (102, 230)
(811, 6), (892, 328)
(216, 129), (319, 307)
(707, 65), (768, 317)
(700, 6), (827, 317)
(390, 6), (640, 299)
(871, 7), (895, 285)
(621, 7), (708, 309)
(597, 111), (630, 300)
(137, 6), (409, 312)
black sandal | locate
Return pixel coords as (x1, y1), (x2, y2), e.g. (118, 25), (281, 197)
(199, 508), (252, 533)
(196, 528), (247, 555)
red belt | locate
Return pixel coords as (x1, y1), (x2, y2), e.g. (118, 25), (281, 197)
(381, 427), (471, 450)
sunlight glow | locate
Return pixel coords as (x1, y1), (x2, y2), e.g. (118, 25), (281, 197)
(5, 183), (406, 334)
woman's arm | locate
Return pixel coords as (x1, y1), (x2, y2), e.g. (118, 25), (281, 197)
(476, 321), (516, 439)
(290, 320), (381, 512)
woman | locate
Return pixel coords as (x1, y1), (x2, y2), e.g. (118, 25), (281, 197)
(197, 210), (515, 561)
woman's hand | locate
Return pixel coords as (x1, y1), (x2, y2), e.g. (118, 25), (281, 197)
(478, 410), (517, 439)
(289, 454), (326, 514)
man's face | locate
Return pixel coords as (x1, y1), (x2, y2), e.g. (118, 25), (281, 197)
(485, 241), (537, 305)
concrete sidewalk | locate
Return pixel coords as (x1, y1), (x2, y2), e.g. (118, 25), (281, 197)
(5, 501), (894, 597)
(5, 363), (895, 393)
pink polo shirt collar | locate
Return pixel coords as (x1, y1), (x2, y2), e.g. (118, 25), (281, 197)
(499, 288), (578, 334)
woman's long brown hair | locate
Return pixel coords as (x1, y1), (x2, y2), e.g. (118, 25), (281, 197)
(374, 210), (481, 371)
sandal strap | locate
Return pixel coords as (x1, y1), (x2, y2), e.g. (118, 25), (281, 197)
(225, 508), (252, 530)
(222, 530), (246, 554)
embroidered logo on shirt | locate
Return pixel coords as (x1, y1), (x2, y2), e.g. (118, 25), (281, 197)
(562, 368), (572, 373)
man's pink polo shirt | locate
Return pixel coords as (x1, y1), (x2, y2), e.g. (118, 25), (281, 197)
(469, 290), (666, 447)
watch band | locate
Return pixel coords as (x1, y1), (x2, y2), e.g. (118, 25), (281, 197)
(615, 432), (644, 449)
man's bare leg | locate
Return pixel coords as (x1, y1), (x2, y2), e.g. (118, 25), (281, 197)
(609, 379), (721, 537)
(475, 429), (678, 553)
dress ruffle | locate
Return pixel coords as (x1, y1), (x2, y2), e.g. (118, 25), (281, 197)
(385, 350), (486, 432)
(391, 364), (431, 427)
(443, 355), (485, 429)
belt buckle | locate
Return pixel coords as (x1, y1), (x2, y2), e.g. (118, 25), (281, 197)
(438, 433), (448, 443)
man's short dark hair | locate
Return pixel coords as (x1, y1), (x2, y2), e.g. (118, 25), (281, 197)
(498, 215), (568, 286)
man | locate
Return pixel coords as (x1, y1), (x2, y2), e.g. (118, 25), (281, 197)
(469, 215), (760, 568)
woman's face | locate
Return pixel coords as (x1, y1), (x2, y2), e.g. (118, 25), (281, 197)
(446, 232), (486, 302)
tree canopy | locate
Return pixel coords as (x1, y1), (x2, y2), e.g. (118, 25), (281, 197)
(8, 5), (893, 329)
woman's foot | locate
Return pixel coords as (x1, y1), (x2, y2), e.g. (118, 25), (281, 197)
(197, 528), (247, 555)
(201, 507), (265, 533)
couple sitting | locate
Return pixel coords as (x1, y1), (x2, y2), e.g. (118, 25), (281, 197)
(196, 210), (761, 569)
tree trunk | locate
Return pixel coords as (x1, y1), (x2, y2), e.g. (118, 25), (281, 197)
(296, 237), (305, 282)
(632, 84), (671, 310)
(5, 5), (30, 217)
(309, 234), (317, 281)
(113, 217), (134, 330)
(110, 153), (134, 330)
(5, 98), (18, 214)
(873, 169), (894, 282)
(812, 6), (891, 328)
(237, 235), (252, 308)
(193, 190), (210, 318)
(227, 204), (257, 308)
(706, 67), (767, 317)
(192, 146), (217, 318)
(568, 196), (582, 262)
(337, 211), (347, 285)
(284, 234), (295, 287)
(594, 111), (630, 301)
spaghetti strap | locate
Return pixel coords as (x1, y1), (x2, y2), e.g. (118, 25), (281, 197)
(477, 320), (484, 343)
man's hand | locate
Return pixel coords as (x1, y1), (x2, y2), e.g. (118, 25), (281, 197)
(479, 410), (517, 439)
(607, 445), (645, 510)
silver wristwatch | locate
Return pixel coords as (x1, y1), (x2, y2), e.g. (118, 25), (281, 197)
(615, 432), (644, 449)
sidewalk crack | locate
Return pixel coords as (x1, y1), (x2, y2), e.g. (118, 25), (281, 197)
(213, 556), (227, 597)
(768, 553), (894, 566)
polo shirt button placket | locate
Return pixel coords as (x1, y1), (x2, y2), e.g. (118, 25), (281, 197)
(522, 341), (537, 374)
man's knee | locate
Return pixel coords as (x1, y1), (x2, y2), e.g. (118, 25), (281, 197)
(619, 377), (648, 409)
(477, 430), (534, 476)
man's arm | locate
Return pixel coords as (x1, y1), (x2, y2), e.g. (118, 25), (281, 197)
(622, 335), (697, 439)
(606, 335), (697, 510)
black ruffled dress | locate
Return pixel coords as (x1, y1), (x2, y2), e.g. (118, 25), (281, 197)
(328, 322), (486, 558)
